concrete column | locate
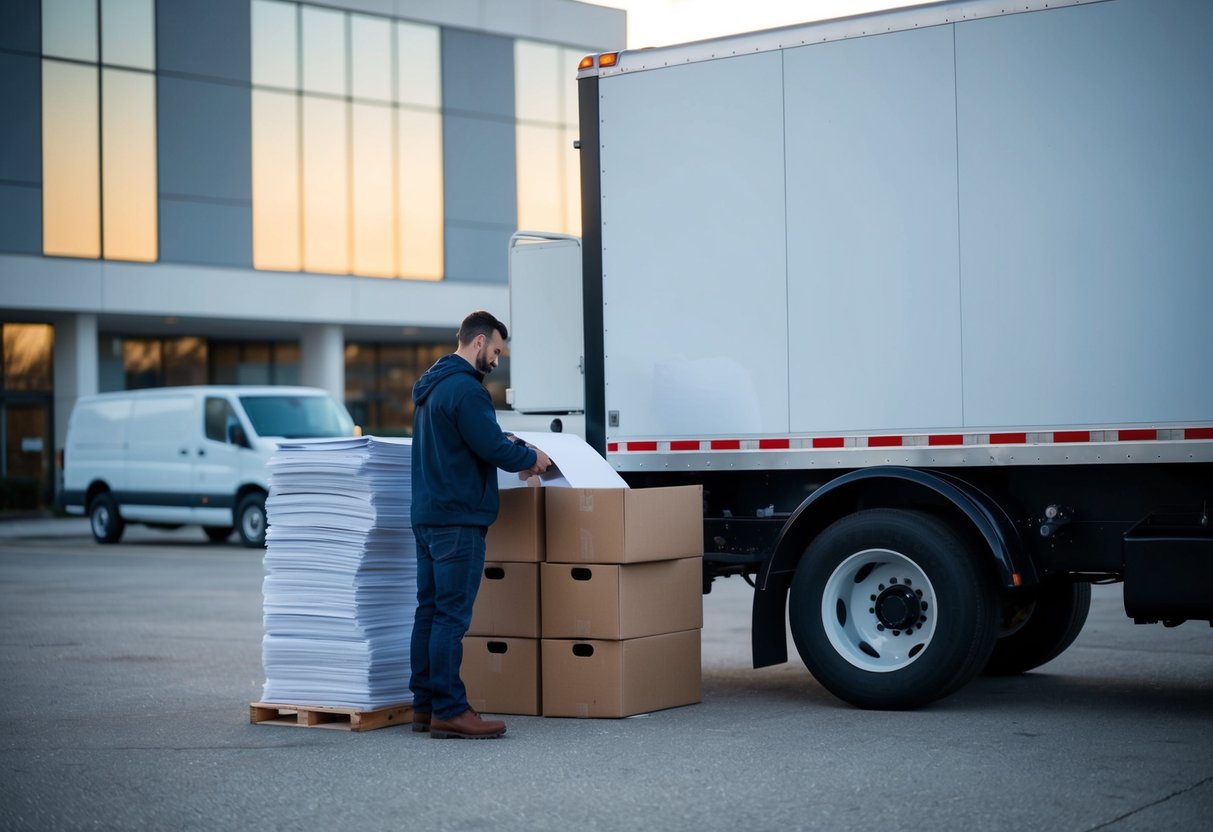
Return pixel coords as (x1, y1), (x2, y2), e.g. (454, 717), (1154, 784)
(300, 323), (344, 403)
(51, 313), (98, 493)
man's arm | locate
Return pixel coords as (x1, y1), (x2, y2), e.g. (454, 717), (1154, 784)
(455, 387), (540, 474)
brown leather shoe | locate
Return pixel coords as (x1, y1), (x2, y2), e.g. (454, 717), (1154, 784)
(429, 709), (506, 739)
(412, 711), (431, 733)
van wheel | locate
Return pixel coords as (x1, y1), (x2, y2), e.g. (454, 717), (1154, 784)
(235, 493), (267, 548)
(789, 509), (998, 709)
(984, 580), (1091, 675)
(89, 493), (125, 544)
(203, 526), (234, 543)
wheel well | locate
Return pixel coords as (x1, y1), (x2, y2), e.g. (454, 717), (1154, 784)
(235, 484), (266, 507)
(84, 481), (111, 508)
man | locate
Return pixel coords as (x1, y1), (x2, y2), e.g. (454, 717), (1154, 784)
(409, 310), (552, 739)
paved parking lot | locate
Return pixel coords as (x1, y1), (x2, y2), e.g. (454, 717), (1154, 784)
(1, 522), (1211, 831)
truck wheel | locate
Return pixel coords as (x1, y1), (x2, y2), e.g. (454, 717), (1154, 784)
(89, 493), (125, 544)
(203, 526), (234, 543)
(984, 580), (1091, 675)
(235, 493), (267, 548)
(789, 508), (997, 709)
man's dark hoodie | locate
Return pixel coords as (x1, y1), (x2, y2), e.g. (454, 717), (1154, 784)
(410, 353), (536, 527)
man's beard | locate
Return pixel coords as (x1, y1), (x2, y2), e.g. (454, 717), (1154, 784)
(476, 347), (495, 374)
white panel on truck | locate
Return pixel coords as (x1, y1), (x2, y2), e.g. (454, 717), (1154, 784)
(599, 52), (788, 439)
(508, 236), (585, 413)
(784, 25), (962, 434)
(956, 0), (1213, 427)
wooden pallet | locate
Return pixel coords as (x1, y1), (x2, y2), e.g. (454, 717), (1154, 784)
(249, 702), (412, 732)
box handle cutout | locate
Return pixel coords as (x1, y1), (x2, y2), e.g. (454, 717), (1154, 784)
(571, 567), (593, 581)
(572, 643), (595, 657)
(487, 641), (509, 654)
(484, 567), (505, 580)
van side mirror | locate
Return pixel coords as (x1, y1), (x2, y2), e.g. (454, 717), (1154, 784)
(227, 421), (250, 448)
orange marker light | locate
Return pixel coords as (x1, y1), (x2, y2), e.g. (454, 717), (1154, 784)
(578, 55), (595, 70)
(599, 52), (618, 68)
(1012, 572), (1022, 587)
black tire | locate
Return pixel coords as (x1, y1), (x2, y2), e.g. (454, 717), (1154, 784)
(235, 492), (267, 548)
(203, 525), (234, 543)
(984, 580), (1091, 675)
(88, 492), (125, 544)
(789, 508), (998, 710)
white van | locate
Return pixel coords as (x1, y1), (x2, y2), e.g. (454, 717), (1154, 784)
(62, 386), (355, 546)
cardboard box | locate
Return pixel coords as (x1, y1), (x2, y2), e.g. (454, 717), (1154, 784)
(541, 557), (703, 640)
(545, 485), (703, 564)
(486, 486), (545, 562)
(468, 562), (540, 638)
(541, 629), (702, 718)
(461, 637), (541, 716)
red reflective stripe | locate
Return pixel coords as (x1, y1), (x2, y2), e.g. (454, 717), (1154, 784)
(868, 436), (902, 447)
(928, 434), (963, 446)
(710, 439), (741, 450)
(812, 437), (845, 449)
(758, 438), (790, 450)
(669, 440), (699, 451)
(990, 432), (1027, 444)
(627, 441), (657, 452)
(607, 442), (619, 452)
(1053, 430), (1090, 443)
(1186, 427), (1213, 440)
(1117, 429), (1156, 441)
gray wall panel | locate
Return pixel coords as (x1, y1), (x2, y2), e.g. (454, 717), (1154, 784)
(957, 0), (1213, 427)
(0, 1), (40, 53)
(0, 52), (41, 184)
(159, 199), (252, 268)
(157, 76), (251, 203)
(0, 184), (41, 255)
(442, 113), (516, 229)
(157, 0), (251, 84)
(441, 28), (514, 119)
(443, 224), (512, 282)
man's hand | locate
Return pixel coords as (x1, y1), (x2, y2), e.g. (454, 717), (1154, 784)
(527, 448), (553, 476)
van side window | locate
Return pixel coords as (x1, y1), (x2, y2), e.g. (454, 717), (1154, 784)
(205, 398), (239, 444)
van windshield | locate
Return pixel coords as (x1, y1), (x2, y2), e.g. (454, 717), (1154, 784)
(238, 395), (354, 439)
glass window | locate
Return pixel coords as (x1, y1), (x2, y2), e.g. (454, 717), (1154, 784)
(123, 338), (162, 389)
(517, 123), (564, 233)
(396, 21), (441, 108)
(301, 6), (347, 97)
(515, 41), (561, 125)
(302, 96), (349, 273)
(251, 89), (301, 271)
(238, 394), (354, 438)
(2, 324), (55, 392)
(239, 343), (272, 385)
(564, 125), (581, 233)
(164, 337), (207, 387)
(42, 61), (101, 259)
(43, 0), (98, 62)
(101, 68), (158, 262)
(351, 14), (392, 103)
(251, 0), (298, 90)
(396, 108), (443, 280)
(352, 102), (396, 277)
(561, 47), (582, 125)
(273, 343), (301, 385)
(204, 397), (239, 443)
(101, 0), (155, 70)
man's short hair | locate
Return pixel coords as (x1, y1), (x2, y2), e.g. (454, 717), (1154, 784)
(457, 310), (508, 346)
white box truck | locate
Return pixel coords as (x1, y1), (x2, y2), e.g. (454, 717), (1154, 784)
(62, 386), (355, 547)
(508, 0), (1213, 708)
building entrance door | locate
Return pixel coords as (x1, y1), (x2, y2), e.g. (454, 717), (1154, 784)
(2, 400), (53, 510)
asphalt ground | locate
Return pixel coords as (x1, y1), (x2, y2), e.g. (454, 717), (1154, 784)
(1, 520), (1211, 831)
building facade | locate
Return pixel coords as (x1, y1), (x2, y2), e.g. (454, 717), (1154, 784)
(0, 0), (624, 509)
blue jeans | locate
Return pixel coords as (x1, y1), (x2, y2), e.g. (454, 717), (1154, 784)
(409, 524), (486, 720)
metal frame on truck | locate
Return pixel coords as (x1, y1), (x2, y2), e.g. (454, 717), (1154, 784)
(509, 0), (1213, 709)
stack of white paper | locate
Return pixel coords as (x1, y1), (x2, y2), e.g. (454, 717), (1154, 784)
(260, 436), (416, 711)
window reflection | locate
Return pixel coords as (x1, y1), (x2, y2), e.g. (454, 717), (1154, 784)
(2, 324), (55, 392)
(344, 341), (451, 435)
(396, 21), (441, 109)
(301, 6), (347, 96)
(123, 339), (162, 389)
(302, 96), (350, 273)
(352, 14), (392, 102)
(352, 103), (396, 277)
(164, 337), (208, 387)
(397, 109), (444, 280)
(102, 68), (158, 262)
(42, 0), (98, 62)
(251, 90), (301, 271)
(101, 0), (155, 70)
(515, 41), (582, 236)
(42, 61), (101, 259)
(251, 0), (298, 89)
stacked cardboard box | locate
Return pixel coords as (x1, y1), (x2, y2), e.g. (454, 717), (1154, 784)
(462, 483), (705, 718)
(541, 485), (704, 718)
(462, 486), (545, 715)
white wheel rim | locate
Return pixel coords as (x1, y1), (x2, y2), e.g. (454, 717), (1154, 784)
(242, 505), (264, 539)
(91, 505), (110, 537)
(821, 548), (937, 673)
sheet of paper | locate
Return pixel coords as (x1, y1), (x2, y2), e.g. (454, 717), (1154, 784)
(498, 431), (627, 489)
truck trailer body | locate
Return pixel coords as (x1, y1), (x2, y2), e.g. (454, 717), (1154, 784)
(508, 0), (1213, 708)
